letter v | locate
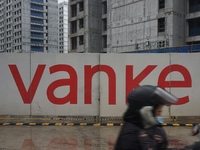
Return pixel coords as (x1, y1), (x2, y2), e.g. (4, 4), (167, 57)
(9, 65), (45, 104)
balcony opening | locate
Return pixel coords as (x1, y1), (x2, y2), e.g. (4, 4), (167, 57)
(31, 46), (44, 52)
(31, 17), (44, 24)
(188, 18), (200, 36)
(71, 37), (77, 50)
(31, 32), (44, 38)
(31, 24), (44, 31)
(79, 1), (84, 12)
(31, 3), (44, 10)
(159, 0), (165, 9)
(31, 10), (43, 17)
(102, 35), (107, 48)
(158, 18), (165, 33)
(31, 39), (44, 45)
(79, 18), (84, 28)
(102, 1), (107, 14)
(71, 4), (77, 17)
(31, 0), (44, 4)
(189, 0), (200, 13)
(79, 35), (84, 45)
(102, 18), (107, 31)
(71, 20), (77, 34)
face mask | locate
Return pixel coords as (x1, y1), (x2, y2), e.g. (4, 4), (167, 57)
(155, 116), (164, 124)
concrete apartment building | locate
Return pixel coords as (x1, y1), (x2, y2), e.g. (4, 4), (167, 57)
(107, 0), (186, 53)
(186, 0), (200, 45)
(68, 0), (102, 53)
(68, 0), (200, 53)
(58, 1), (68, 53)
(0, 0), (59, 53)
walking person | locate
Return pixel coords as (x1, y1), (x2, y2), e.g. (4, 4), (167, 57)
(114, 85), (178, 150)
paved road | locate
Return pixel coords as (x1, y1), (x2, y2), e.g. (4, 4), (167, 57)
(0, 126), (199, 150)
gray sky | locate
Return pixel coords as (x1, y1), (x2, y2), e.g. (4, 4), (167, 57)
(58, 0), (67, 3)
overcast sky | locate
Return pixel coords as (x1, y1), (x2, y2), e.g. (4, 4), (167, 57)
(58, 0), (67, 3)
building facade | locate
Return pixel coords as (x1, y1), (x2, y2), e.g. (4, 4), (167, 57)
(68, 0), (102, 53)
(58, 1), (68, 53)
(186, 0), (200, 45)
(107, 0), (186, 53)
(68, 0), (200, 53)
(0, 0), (59, 53)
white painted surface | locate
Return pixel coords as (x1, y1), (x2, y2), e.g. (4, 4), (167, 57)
(0, 53), (198, 117)
(170, 53), (200, 116)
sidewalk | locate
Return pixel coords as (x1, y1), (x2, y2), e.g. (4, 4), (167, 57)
(165, 126), (199, 149)
(0, 126), (199, 149)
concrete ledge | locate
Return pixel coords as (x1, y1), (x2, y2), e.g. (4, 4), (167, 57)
(1, 116), (200, 126)
(0, 122), (199, 126)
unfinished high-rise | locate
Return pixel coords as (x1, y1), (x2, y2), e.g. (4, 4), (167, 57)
(68, 0), (200, 53)
(0, 0), (59, 53)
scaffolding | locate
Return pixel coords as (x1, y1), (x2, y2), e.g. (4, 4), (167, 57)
(124, 44), (200, 53)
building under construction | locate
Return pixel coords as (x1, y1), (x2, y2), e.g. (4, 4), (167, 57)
(0, 0), (59, 53)
(68, 0), (200, 53)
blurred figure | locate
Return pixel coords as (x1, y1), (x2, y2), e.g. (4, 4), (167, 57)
(114, 85), (178, 150)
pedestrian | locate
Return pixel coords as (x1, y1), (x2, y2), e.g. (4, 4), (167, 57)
(114, 85), (178, 150)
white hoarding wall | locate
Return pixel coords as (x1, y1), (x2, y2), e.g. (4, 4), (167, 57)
(0, 53), (199, 117)
(170, 53), (200, 116)
(0, 54), (31, 115)
(30, 54), (100, 116)
(100, 54), (171, 117)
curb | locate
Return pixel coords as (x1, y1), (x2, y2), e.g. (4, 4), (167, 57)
(0, 123), (122, 126)
(0, 123), (198, 126)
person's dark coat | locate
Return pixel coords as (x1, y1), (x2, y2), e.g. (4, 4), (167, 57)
(114, 85), (168, 150)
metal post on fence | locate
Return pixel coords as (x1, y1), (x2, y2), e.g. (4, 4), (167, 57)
(176, 45), (179, 52)
(30, 47), (32, 117)
(22, 42), (32, 116)
(97, 53), (101, 123)
(191, 43), (194, 52)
